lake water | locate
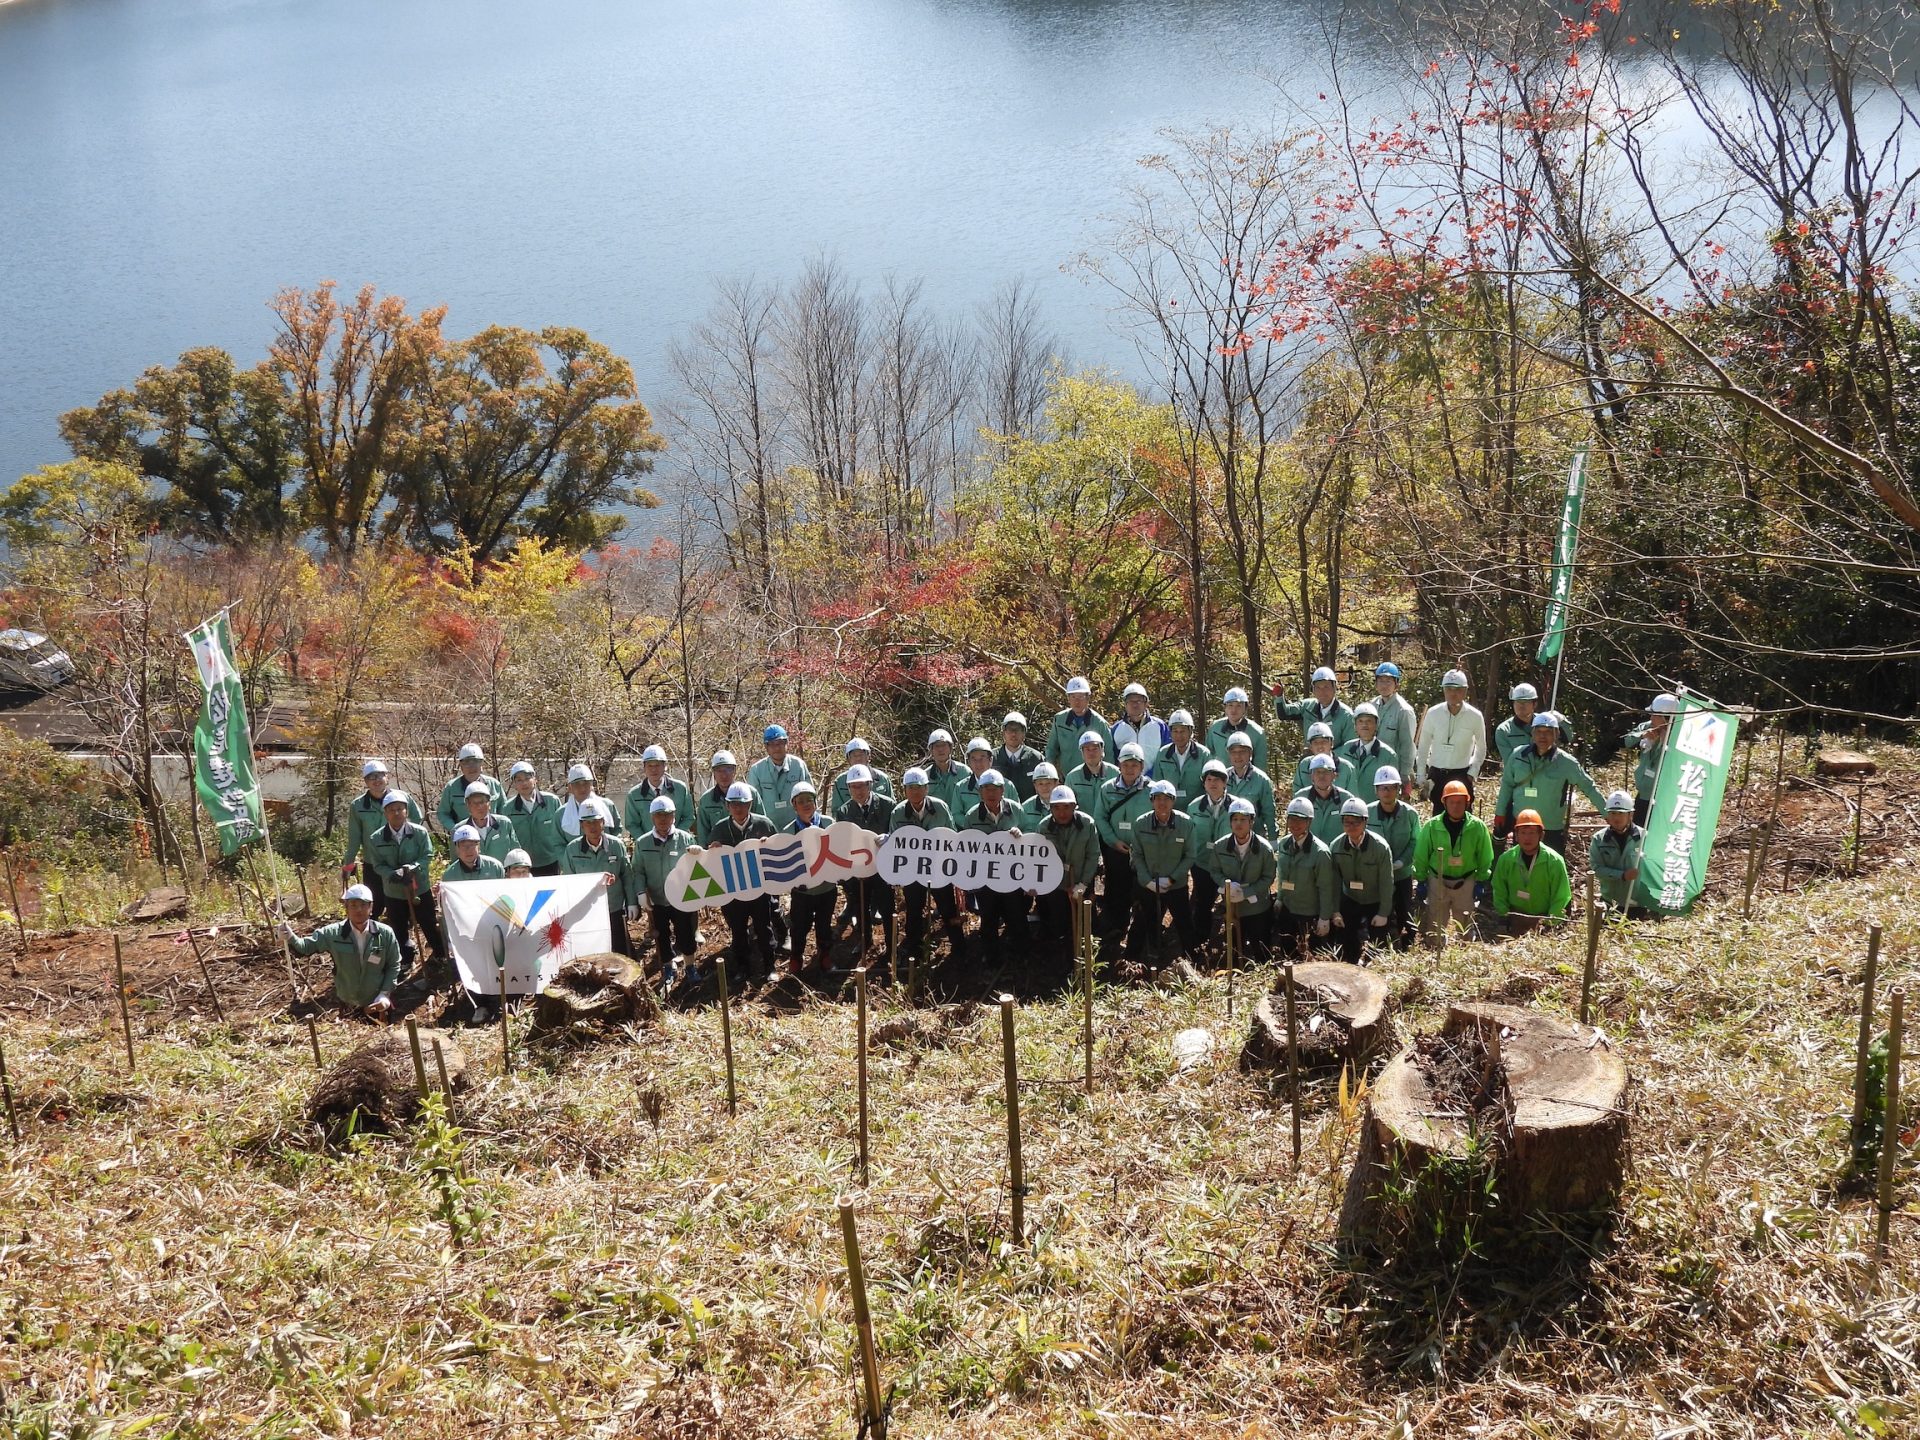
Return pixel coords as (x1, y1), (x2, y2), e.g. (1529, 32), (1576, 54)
(0, 0), (1390, 493)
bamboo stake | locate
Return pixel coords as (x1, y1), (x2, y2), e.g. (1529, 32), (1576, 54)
(1283, 961), (1301, 1170)
(305, 1013), (322, 1069)
(1745, 727), (1788, 918)
(1873, 987), (1905, 1276)
(855, 966), (870, 1183)
(1224, 887), (1238, 1021)
(716, 957), (737, 1117)
(432, 1038), (454, 1105)
(0, 1035), (21, 1144)
(837, 1199), (887, 1437)
(404, 1018), (429, 1099)
(1851, 766), (1868, 878)
(1851, 923), (1883, 1159)
(999, 993), (1025, 1245)
(1080, 897), (1094, 1096)
(3, 850), (28, 975)
(296, 864), (313, 919)
(1580, 875), (1601, 1026)
(112, 934), (136, 1074)
(245, 845), (302, 1001)
(497, 962), (512, 1076)
(183, 928), (225, 1024)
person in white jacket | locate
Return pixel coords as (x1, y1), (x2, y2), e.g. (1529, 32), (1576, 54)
(1415, 668), (1487, 807)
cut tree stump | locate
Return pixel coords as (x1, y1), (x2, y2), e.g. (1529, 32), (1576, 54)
(1239, 961), (1392, 1076)
(121, 886), (189, 922)
(1339, 1001), (1628, 1249)
(530, 953), (657, 1036)
(305, 1029), (466, 1134)
(1816, 749), (1876, 778)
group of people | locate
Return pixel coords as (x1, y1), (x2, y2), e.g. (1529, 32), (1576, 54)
(291, 663), (1682, 1016)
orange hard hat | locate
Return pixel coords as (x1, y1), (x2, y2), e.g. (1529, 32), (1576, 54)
(1442, 780), (1470, 799)
(1514, 809), (1545, 830)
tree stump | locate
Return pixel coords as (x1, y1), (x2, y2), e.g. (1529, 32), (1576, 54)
(305, 1029), (466, 1135)
(530, 953), (657, 1036)
(1239, 961), (1392, 1076)
(1339, 1001), (1628, 1250)
(121, 886), (189, 922)
(1815, 749), (1876, 778)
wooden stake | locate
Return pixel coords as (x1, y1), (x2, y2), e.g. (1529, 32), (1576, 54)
(1224, 887), (1238, 1021)
(1739, 833), (1764, 920)
(184, 928), (224, 1024)
(715, 957), (737, 1117)
(855, 966), (871, 1183)
(296, 864), (313, 919)
(999, 993), (1025, 1245)
(837, 1199), (888, 1437)
(112, 934), (136, 1074)
(1580, 874), (1601, 1026)
(246, 846), (302, 1002)
(1873, 987), (1905, 1276)
(0, 1035), (20, 1144)
(3, 850), (28, 975)
(1080, 897), (1094, 1096)
(1283, 961), (1301, 1170)
(432, 1038), (454, 1106)
(305, 1013), (323, 1068)
(497, 963), (512, 1076)
(858, 877), (869, 965)
(1851, 766), (1868, 878)
(1851, 923), (1884, 1159)
(1746, 727), (1788, 917)
(404, 1018), (430, 1099)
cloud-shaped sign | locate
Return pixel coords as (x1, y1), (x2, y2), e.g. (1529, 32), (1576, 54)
(667, 821), (881, 912)
(874, 829), (1063, 894)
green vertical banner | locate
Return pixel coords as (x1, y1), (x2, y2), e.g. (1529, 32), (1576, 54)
(1535, 441), (1590, 665)
(1632, 696), (1739, 915)
(186, 612), (264, 855)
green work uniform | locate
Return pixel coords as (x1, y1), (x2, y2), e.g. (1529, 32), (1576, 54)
(623, 776), (696, 835)
(834, 793), (894, 834)
(747, 754), (813, 832)
(364, 821), (435, 902)
(1130, 810), (1196, 887)
(1041, 811), (1101, 891)
(1154, 741), (1214, 808)
(1626, 721), (1667, 798)
(1372, 691), (1418, 773)
(1274, 832), (1336, 920)
(460, 814), (517, 866)
(1494, 746), (1607, 832)
(342, 787), (423, 869)
(1492, 843), (1572, 918)
(437, 773), (506, 835)
(1045, 706), (1114, 777)
(1588, 823), (1645, 909)
(1021, 788), (1061, 826)
(1066, 760), (1117, 819)
(922, 760), (968, 821)
(1412, 812), (1495, 883)
(1367, 799), (1420, 878)
(830, 766), (895, 813)
(1292, 751), (1358, 794)
(1224, 765), (1278, 843)
(1329, 829), (1394, 919)
(563, 833), (636, 908)
(694, 781), (756, 846)
(440, 854), (505, 884)
(1211, 832), (1278, 915)
(632, 825), (692, 906)
(965, 799), (1025, 835)
(888, 797), (955, 833)
(1095, 776), (1153, 851)
(289, 918), (402, 1009)
(500, 789), (565, 868)
(1291, 783), (1358, 847)
(1493, 715), (1535, 771)
(1205, 714), (1269, 776)
(708, 814), (776, 848)
(991, 744), (1045, 801)
(1186, 793), (1233, 876)
(1275, 694), (1356, 748)
(1339, 737), (1398, 797)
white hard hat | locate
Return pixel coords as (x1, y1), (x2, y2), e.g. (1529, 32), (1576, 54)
(1048, 785), (1077, 806)
(1169, 709), (1194, 727)
(1306, 722), (1334, 741)
(1079, 731), (1106, 750)
(1341, 797), (1369, 818)
(1510, 682), (1539, 702)
(725, 782), (754, 803)
(1227, 731), (1253, 750)
(1122, 682), (1148, 700)
(464, 781), (491, 799)
(978, 769), (1005, 787)
(1354, 702), (1378, 719)
(791, 780), (816, 797)
(711, 750), (737, 768)
(1032, 762), (1059, 781)
(1228, 797), (1256, 816)
(902, 768), (929, 787)
(845, 737), (870, 755)
(642, 744), (668, 763)
(1531, 711), (1561, 731)
(649, 795), (676, 813)
(457, 743), (485, 761)
(342, 883), (374, 903)
(361, 758), (388, 777)
(1003, 712), (1028, 729)
(845, 764), (873, 784)
(1149, 779), (1177, 797)
(928, 728), (954, 746)
(508, 760), (535, 778)
(1375, 766), (1402, 788)
(966, 736), (991, 755)
(503, 849), (531, 868)
(1286, 796), (1315, 819)
(1606, 790), (1635, 812)
(566, 763), (594, 783)
(1223, 686), (1250, 704)
(451, 823), (482, 843)
(580, 798), (611, 823)
(382, 790), (412, 809)
(1649, 693), (1681, 715)
(1307, 754), (1335, 772)
(1118, 742), (1146, 762)
(1065, 676), (1091, 695)
(1202, 759), (1229, 777)
(1442, 669), (1469, 689)
(1311, 666), (1337, 684)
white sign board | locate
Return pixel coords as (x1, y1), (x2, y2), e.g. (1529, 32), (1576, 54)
(667, 821), (882, 912)
(873, 828), (1063, 894)
(439, 874), (612, 996)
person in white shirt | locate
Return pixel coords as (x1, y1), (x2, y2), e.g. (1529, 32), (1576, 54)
(1415, 668), (1487, 807)
(559, 762), (620, 839)
(1111, 683), (1170, 762)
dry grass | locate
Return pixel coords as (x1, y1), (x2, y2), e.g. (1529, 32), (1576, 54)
(1, 749), (1916, 1438)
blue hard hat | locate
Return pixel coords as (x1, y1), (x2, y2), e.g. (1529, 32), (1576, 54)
(1374, 661), (1402, 679)
(763, 724), (788, 742)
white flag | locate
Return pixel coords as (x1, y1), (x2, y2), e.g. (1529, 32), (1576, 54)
(438, 874), (612, 996)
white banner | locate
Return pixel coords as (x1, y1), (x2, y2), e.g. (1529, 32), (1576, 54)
(874, 829), (1064, 894)
(439, 874), (613, 996)
(667, 821), (882, 912)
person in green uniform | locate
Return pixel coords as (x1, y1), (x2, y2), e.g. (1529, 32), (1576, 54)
(1340, 704), (1398, 797)
(1156, 710), (1211, 807)
(436, 743), (505, 835)
(1272, 665), (1357, 748)
(1291, 722), (1358, 793)
(1492, 809), (1572, 933)
(922, 728), (968, 820)
(695, 751), (754, 846)
(956, 736), (996, 816)
(624, 745), (696, 836)
(1370, 663), (1418, 772)
(1206, 687), (1269, 775)
(1328, 797), (1393, 965)
(1366, 766), (1419, 950)
(780, 782), (839, 978)
(633, 795), (697, 985)
(1213, 798), (1277, 964)
(502, 849), (533, 878)
(363, 791), (444, 967)
(1185, 760), (1233, 947)
(1493, 711), (1607, 857)
(890, 768), (959, 963)
(1413, 780), (1493, 952)
(831, 738), (895, 812)
(460, 784), (519, 865)
(833, 764), (897, 965)
(1095, 743), (1153, 941)
(1274, 795), (1336, 953)
(435, 823), (506, 892)
(992, 713), (1045, 801)
(964, 769), (1027, 968)
(339, 758), (422, 935)
(1066, 732), (1115, 817)
(561, 800), (637, 957)
(1045, 675), (1113, 776)
(1589, 790), (1645, 915)
(1035, 785), (1101, 957)
(749, 724), (812, 832)
(1293, 754), (1358, 847)
(1020, 762), (1061, 825)
(501, 761), (565, 876)
(1222, 732), (1278, 843)
(1493, 682), (1543, 771)
(706, 782), (776, 979)
(1129, 779), (1197, 964)
(1625, 693), (1680, 826)
(285, 883), (400, 1019)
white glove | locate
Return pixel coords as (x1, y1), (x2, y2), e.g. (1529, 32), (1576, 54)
(1228, 882), (1245, 903)
(1314, 919), (1330, 937)
(1370, 914), (1388, 929)
(1332, 912), (1345, 929)
(624, 905), (638, 923)
(1155, 877), (1170, 894)
(1073, 884), (1088, 899)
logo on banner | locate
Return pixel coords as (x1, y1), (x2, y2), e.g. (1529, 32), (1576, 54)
(439, 874), (612, 996)
(1674, 709), (1730, 767)
(667, 821), (882, 911)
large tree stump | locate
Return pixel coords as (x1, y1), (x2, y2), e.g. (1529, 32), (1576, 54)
(1339, 1002), (1628, 1250)
(122, 886), (189, 922)
(1239, 961), (1392, 1076)
(530, 953), (657, 1036)
(305, 1029), (467, 1134)
(1815, 749), (1876, 778)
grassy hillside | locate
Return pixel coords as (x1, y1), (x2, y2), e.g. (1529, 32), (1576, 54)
(2, 752), (1916, 1438)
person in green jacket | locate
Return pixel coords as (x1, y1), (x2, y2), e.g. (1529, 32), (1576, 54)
(695, 751), (755, 846)
(749, 723), (813, 832)
(1291, 722), (1358, 793)
(1066, 732), (1116, 816)
(459, 784), (519, 865)
(1329, 798), (1394, 965)
(1589, 789), (1645, 914)
(1020, 762), (1062, 825)
(1096, 744), (1153, 940)
(921, 729), (969, 820)
(955, 736), (997, 818)
(831, 738), (896, 812)
(285, 883), (401, 1017)
(964, 769), (1027, 967)
(1493, 711), (1607, 856)
(1213, 798), (1278, 964)
(1292, 755), (1357, 847)
(435, 824), (506, 892)
(1222, 733), (1278, 843)
(1492, 809), (1572, 933)
(1045, 675), (1114, 776)
(436, 743), (505, 835)
(339, 758), (423, 934)
(1129, 780), (1197, 963)
(1412, 780), (1494, 953)
(632, 795), (696, 981)
(992, 713), (1045, 802)
(1206, 687), (1269, 775)
(1340, 704), (1398, 797)
(1625, 693), (1680, 826)
(890, 769), (959, 963)
(1272, 665), (1357, 749)
(1155, 711), (1211, 807)
(1185, 761), (1233, 946)
(363, 791), (445, 966)
(501, 762), (565, 876)
(502, 849), (533, 878)
(1036, 785), (1101, 956)
(1366, 766), (1419, 950)
(562, 800), (637, 958)
(1370, 663), (1419, 773)
(832, 765), (897, 963)
(1274, 795), (1337, 953)
(1492, 682), (1543, 772)
(624, 745), (696, 836)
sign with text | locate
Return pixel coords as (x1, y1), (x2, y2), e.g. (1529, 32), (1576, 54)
(667, 821), (882, 912)
(874, 828), (1063, 893)
(439, 874), (612, 996)
(1631, 697), (1738, 916)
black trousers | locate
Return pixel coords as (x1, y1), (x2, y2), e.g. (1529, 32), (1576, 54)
(1189, 869), (1220, 944)
(1542, 827), (1570, 858)
(788, 889), (836, 970)
(900, 881), (959, 959)
(1099, 846), (1135, 936)
(1034, 888), (1073, 949)
(605, 903), (633, 959)
(1632, 795), (1651, 828)
(1427, 767), (1475, 808)
(1230, 907), (1274, 966)
(387, 892), (446, 962)
(650, 902), (697, 959)
(1336, 897), (1386, 964)
(840, 878), (897, 963)
(532, 862), (560, 878)
(1130, 884), (1196, 957)
(975, 889), (1027, 962)
(1273, 908), (1331, 959)
(722, 895), (774, 973)
(1389, 875), (1415, 949)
